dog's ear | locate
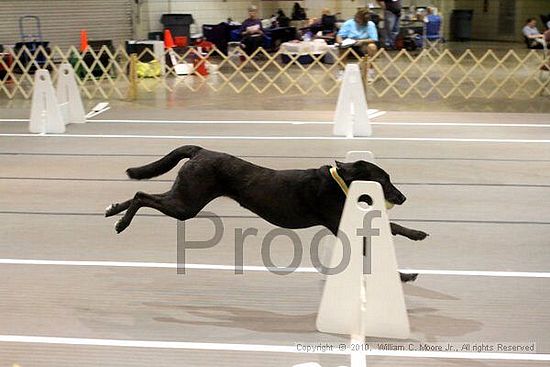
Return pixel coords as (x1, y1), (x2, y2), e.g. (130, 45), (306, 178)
(334, 161), (355, 182)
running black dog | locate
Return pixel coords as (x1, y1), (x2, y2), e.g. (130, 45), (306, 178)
(106, 145), (428, 281)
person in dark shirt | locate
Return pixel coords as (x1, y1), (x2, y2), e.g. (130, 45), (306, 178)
(240, 5), (264, 55)
(276, 9), (291, 28)
(378, 0), (402, 48)
(292, 2), (307, 21)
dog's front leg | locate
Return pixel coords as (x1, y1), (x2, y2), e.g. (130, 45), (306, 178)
(390, 222), (429, 241)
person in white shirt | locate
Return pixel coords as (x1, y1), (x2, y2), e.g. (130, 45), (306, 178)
(522, 18), (545, 48)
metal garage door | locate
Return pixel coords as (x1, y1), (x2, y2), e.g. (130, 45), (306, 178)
(0, 0), (133, 48)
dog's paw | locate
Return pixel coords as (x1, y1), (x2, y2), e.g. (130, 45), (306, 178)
(105, 204), (117, 217)
(114, 218), (129, 234)
(408, 230), (429, 241)
(400, 272), (418, 283)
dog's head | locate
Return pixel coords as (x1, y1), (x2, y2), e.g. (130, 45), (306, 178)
(335, 160), (406, 206)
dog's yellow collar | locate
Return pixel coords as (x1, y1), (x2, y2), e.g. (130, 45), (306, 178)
(329, 166), (394, 210)
(329, 166), (349, 195)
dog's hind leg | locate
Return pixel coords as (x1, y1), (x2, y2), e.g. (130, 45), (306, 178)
(114, 191), (201, 233)
(105, 200), (133, 217)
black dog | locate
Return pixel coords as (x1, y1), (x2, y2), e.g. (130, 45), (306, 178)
(106, 145), (427, 281)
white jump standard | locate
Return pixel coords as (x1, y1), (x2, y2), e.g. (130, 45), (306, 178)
(29, 63), (85, 134)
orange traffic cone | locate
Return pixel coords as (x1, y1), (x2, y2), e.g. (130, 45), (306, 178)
(80, 30), (89, 52)
(164, 29), (175, 49)
(194, 56), (209, 76)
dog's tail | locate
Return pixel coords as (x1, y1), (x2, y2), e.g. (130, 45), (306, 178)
(126, 145), (203, 180)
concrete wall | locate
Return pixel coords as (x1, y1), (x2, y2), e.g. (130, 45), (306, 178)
(146, 0), (260, 34)
(256, 0), (342, 18)
(453, 0), (549, 42)
(453, 0), (509, 41)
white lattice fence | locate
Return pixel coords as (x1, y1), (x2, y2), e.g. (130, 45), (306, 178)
(369, 48), (550, 99)
(0, 45), (548, 100)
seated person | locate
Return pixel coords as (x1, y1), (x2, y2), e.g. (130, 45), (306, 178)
(336, 8), (379, 58)
(309, 8), (335, 35)
(523, 18), (545, 49)
(292, 2), (307, 21)
(240, 5), (264, 55)
(276, 9), (291, 28)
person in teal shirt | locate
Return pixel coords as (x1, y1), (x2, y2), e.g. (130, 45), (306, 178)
(336, 8), (379, 58)
(336, 8), (379, 81)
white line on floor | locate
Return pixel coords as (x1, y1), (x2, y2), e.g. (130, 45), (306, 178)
(1, 119), (335, 125)
(2, 117), (550, 127)
(94, 119), (334, 125)
(0, 335), (334, 354)
(399, 269), (550, 278)
(1, 259), (549, 278)
(373, 122), (550, 128)
(0, 335), (549, 361)
(0, 259), (316, 272)
(1, 133), (549, 143)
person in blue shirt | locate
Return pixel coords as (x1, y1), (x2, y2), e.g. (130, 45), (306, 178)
(336, 8), (379, 58)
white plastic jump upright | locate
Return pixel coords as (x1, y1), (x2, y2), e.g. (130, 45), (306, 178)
(316, 151), (410, 339)
(29, 63), (85, 134)
(56, 63), (86, 125)
(333, 64), (372, 137)
(29, 70), (65, 134)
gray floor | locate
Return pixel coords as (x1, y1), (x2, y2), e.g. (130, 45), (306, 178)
(1, 110), (549, 366)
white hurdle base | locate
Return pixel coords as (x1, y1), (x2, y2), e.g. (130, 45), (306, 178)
(316, 151), (410, 339)
(29, 64), (85, 134)
(333, 64), (372, 137)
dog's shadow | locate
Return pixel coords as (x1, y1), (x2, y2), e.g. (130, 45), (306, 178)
(403, 284), (483, 338)
(146, 297), (481, 339)
(145, 303), (318, 334)
(403, 283), (460, 301)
